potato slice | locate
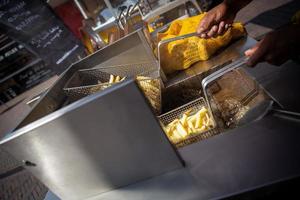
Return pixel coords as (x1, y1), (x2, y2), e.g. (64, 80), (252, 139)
(195, 107), (208, 128)
(115, 76), (121, 82)
(187, 120), (197, 133)
(180, 113), (188, 127)
(195, 126), (207, 133)
(195, 111), (203, 128)
(169, 119), (179, 127)
(109, 75), (115, 83)
(176, 122), (188, 138)
(172, 129), (182, 140)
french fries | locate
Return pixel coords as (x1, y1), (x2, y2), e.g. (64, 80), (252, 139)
(108, 75), (126, 84)
(163, 107), (213, 143)
(93, 75), (126, 93)
(94, 74), (161, 113)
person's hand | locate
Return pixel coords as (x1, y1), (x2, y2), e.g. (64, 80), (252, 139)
(245, 24), (300, 67)
(197, 2), (237, 38)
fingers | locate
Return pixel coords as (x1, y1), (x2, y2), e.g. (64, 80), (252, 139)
(197, 15), (215, 34)
(197, 26), (205, 35)
(217, 21), (225, 35)
(199, 23), (231, 38)
(245, 35), (279, 67)
(245, 39), (268, 67)
(207, 25), (218, 37)
(244, 45), (258, 57)
(200, 33), (207, 38)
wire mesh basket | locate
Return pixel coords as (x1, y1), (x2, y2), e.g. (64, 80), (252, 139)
(63, 62), (162, 114)
(158, 97), (218, 148)
(203, 67), (270, 129)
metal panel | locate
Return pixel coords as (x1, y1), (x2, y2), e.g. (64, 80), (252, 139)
(1, 80), (182, 200)
(76, 114), (300, 200)
(13, 30), (157, 130)
(179, 114), (300, 199)
(69, 115), (300, 200)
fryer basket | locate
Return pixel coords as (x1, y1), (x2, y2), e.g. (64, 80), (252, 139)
(63, 62), (162, 114)
(158, 97), (218, 148)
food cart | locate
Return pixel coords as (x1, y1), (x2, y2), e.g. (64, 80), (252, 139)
(1, 10), (300, 200)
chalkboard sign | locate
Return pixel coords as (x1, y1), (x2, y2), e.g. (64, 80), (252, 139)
(0, 0), (85, 74)
(0, 33), (37, 81)
(0, 60), (54, 104)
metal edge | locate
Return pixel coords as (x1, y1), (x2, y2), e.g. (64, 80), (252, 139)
(137, 30), (167, 83)
(78, 61), (158, 72)
(6, 63), (75, 135)
(11, 30), (156, 133)
(0, 79), (135, 145)
(158, 97), (206, 119)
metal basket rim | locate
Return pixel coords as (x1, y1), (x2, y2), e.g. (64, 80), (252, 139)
(63, 75), (161, 91)
(173, 128), (219, 148)
(77, 65), (161, 80)
(78, 61), (159, 72)
(159, 97), (206, 119)
(64, 81), (124, 90)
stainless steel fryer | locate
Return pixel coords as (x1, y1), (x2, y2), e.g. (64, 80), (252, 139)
(0, 30), (184, 200)
(0, 27), (283, 200)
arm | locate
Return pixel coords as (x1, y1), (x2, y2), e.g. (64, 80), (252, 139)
(223, 0), (253, 14)
(197, 0), (252, 38)
(245, 24), (300, 67)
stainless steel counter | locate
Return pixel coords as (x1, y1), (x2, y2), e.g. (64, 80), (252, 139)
(73, 113), (300, 200)
(82, 58), (300, 200)
(43, 47), (300, 200)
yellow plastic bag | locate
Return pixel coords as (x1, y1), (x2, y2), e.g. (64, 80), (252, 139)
(158, 14), (246, 74)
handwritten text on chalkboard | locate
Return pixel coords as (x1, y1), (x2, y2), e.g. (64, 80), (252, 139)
(0, 0), (84, 74)
(30, 26), (64, 49)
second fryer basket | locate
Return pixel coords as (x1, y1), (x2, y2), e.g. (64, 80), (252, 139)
(63, 62), (163, 114)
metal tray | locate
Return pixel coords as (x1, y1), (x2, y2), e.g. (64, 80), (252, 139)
(0, 30), (183, 200)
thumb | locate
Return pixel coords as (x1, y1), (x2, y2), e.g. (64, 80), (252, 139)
(245, 40), (267, 67)
(244, 45), (259, 57)
(197, 15), (214, 34)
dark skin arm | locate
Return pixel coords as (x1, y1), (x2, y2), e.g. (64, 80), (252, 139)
(245, 24), (300, 67)
(197, 0), (252, 38)
(197, 0), (300, 66)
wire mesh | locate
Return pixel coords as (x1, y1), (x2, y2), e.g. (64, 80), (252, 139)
(63, 62), (162, 114)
